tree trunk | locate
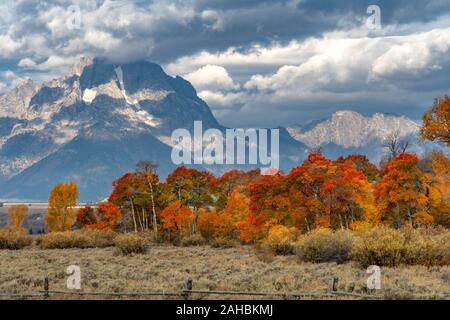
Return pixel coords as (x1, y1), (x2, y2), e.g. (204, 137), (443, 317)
(192, 207), (198, 234)
(141, 207), (147, 231)
(304, 217), (310, 232)
(395, 202), (401, 228)
(407, 207), (413, 225)
(338, 213), (344, 230)
(129, 197), (138, 232)
(148, 181), (158, 241)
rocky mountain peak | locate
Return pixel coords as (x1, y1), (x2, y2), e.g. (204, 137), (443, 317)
(67, 56), (94, 77)
(0, 78), (40, 119)
(287, 110), (420, 148)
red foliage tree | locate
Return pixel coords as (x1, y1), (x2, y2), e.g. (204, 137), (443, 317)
(75, 206), (97, 229)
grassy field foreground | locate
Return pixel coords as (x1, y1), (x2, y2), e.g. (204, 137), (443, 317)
(0, 245), (449, 300)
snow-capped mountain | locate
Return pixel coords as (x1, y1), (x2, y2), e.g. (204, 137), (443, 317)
(0, 57), (435, 201)
(286, 110), (438, 163)
(287, 110), (420, 149)
(0, 57), (223, 200)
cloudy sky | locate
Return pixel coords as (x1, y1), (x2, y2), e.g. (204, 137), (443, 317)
(1, 0), (450, 127)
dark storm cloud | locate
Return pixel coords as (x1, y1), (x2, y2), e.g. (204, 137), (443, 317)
(1, 0), (450, 126)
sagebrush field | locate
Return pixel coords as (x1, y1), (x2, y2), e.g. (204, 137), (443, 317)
(0, 243), (449, 300)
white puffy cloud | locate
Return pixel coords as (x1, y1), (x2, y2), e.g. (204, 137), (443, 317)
(198, 90), (245, 109)
(17, 58), (37, 68)
(243, 27), (450, 95)
(0, 35), (22, 58)
(184, 65), (239, 91)
(371, 29), (450, 77)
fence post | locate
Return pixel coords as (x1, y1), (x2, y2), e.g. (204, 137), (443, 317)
(183, 276), (192, 300)
(43, 275), (49, 299)
(330, 277), (339, 293)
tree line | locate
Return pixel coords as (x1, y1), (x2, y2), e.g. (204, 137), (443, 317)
(5, 96), (449, 244)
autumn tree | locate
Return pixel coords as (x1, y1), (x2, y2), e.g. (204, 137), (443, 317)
(75, 206), (97, 229)
(198, 208), (219, 241)
(8, 204), (28, 231)
(46, 182), (79, 232)
(374, 154), (430, 227)
(212, 169), (261, 210)
(166, 167), (214, 233)
(322, 160), (376, 229)
(420, 95), (450, 145)
(419, 150), (450, 227)
(337, 154), (379, 182)
(90, 203), (122, 230)
(109, 173), (140, 232)
(136, 161), (160, 240)
(223, 190), (250, 225)
(235, 212), (266, 243)
(284, 153), (331, 231)
(160, 200), (194, 241)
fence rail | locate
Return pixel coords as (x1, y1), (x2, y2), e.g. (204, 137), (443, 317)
(0, 275), (385, 300)
(1, 275), (448, 300)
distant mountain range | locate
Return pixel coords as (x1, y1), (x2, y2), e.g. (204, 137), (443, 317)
(0, 57), (439, 201)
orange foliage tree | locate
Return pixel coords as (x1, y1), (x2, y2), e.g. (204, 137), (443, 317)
(374, 153), (430, 227)
(89, 203), (122, 230)
(160, 200), (194, 240)
(212, 169), (261, 210)
(420, 95), (450, 145)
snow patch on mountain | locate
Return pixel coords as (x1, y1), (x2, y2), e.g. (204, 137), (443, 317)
(82, 89), (97, 104)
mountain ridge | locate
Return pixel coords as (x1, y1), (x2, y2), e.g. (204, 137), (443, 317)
(0, 57), (439, 201)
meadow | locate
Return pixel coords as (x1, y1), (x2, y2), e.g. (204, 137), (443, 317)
(0, 229), (449, 300)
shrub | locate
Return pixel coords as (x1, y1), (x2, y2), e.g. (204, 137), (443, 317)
(0, 229), (33, 250)
(295, 229), (354, 263)
(114, 233), (147, 255)
(264, 225), (296, 255)
(180, 234), (207, 247)
(210, 237), (238, 248)
(351, 226), (406, 267)
(403, 227), (450, 266)
(40, 229), (117, 249)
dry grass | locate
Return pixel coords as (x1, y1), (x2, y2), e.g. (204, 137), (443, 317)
(0, 245), (449, 300)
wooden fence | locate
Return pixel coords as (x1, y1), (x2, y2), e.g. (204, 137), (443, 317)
(0, 275), (388, 300)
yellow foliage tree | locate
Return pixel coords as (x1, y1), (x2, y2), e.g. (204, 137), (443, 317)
(46, 182), (79, 232)
(8, 204), (29, 231)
